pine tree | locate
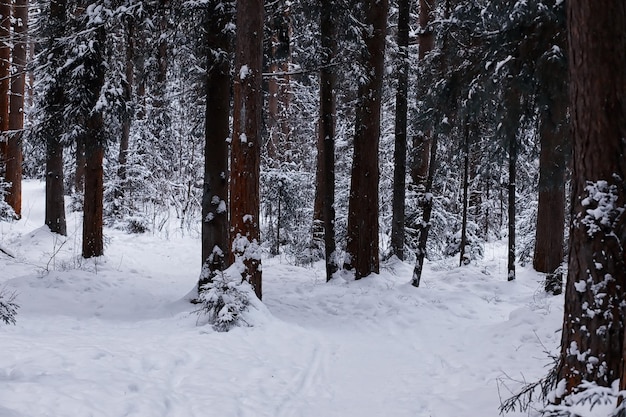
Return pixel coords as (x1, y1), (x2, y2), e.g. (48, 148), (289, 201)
(344, 0), (388, 279)
(554, 0), (626, 401)
(230, 0), (264, 299)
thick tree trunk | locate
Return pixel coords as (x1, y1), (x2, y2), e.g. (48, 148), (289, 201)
(81, 25), (106, 259)
(45, 137), (66, 235)
(0, 0), (10, 174)
(43, 0), (67, 235)
(319, 0), (338, 281)
(344, 0), (388, 279)
(410, 0), (434, 189)
(82, 144), (104, 258)
(230, 0), (263, 299)
(533, 96), (567, 294)
(200, 1), (231, 288)
(390, 0), (411, 261)
(555, 0), (626, 400)
(5, 0), (28, 218)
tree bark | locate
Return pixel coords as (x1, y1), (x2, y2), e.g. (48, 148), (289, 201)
(82, 25), (106, 259)
(200, 0), (231, 288)
(390, 0), (411, 261)
(344, 0), (388, 279)
(410, 0), (434, 189)
(0, 0), (10, 176)
(507, 119), (517, 281)
(5, 0), (28, 218)
(459, 119), (470, 266)
(230, 0), (263, 299)
(44, 0), (67, 236)
(45, 137), (66, 235)
(319, 0), (338, 281)
(555, 0), (626, 400)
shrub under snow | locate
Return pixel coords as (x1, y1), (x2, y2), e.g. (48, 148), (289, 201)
(195, 272), (251, 332)
(0, 289), (19, 325)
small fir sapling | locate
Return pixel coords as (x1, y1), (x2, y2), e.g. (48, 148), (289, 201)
(195, 271), (251, 332)
(0, 289), (19, 325)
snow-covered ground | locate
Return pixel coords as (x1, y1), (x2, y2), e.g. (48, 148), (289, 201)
(0, 181), (563, 417)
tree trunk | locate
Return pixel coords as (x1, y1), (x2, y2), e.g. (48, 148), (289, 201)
(45, 137), (66, 235)
(81, 25), (106, 259)
(344, 0), (388, 279)
(507, 125), (516, 281)
(411, 132), (438, 287)
(319, 0), (338, 281)
(390, 0), (411, 261)
(43, 0), (67, 236)
(555, 0), (626, 400)
(410, 0), (434, 189)
(459, 119), (470, 266)
(116, 17), (134, 202)
(5, 0), (28, 218)
(0, 0), (10, 175)
(230, 0), (263, 299)
(200, 0), (231, 288)
(533, 36), (568, 295)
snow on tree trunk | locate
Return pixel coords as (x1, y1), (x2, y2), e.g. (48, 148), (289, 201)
(554, 0), (626, 401)
(201, 0), (232, 287)
(5, 0), (28, 218)
(230, 0), (264, 300)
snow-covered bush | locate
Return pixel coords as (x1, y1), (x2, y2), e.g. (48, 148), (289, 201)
(0, 289), (19, 325)
(195, 272), (250, 332)
(0, 177), (16, 221)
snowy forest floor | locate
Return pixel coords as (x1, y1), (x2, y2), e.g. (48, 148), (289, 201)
(0, 181), (562, 417)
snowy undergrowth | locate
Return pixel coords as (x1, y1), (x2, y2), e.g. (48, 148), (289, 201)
(0, 180), (565, 417)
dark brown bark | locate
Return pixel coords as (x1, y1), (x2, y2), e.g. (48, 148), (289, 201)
(45, 137), (66, 235)
(0, 0), (10, 174)
(230, 0), (263, 299)
(390, 0), (411, 261)
(44, 0), (67, 236)
(5, 0), (27, 218)
(410, 0), (434, 189)
(81, 25), (106, 259)
(319, 0), (338, 281)
(344, 0), (388, 279)
(82, 144), (103, 258)
(75, 136), (85, 194)
(533, 95), (567, 292)
(200, 1), (231, 287)
(555, 0), (626, 399)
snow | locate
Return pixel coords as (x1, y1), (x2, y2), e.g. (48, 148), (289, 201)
(0, 181), (565, 417)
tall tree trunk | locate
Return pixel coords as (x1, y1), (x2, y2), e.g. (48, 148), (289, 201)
(116, 17), (135, 202)
(533, 25), (568, 294)
(344, 0), (388, 279)
(45, 137), (66, 235)
(411, 132), (438, 286)
(230, 0), (263, 299)
(459, 119), (470, 266)
(507, 122), (516, 281)
(82, 25), (106, 259)
(319, 0), (338, 281)
(390, 0), (411, 261)
(555, 0), (626, 400)
(5, 0), (27, 218)
(200, 0), (231, 288)
(44, 0), (67, 236)
(0, 0), (10, 177)
(410, 0), (434, 189)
